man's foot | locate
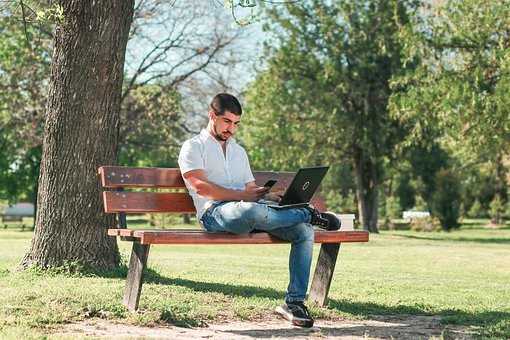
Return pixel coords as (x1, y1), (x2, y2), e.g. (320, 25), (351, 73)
(321, 211), (341, 230)
(275, 301), (314, 328)
(308, 208), (341, 230)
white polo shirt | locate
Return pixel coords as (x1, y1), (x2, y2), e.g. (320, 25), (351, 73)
(178, 129), (255, 221)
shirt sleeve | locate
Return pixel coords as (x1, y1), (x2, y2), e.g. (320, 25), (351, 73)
(178, 139), (204, 175)
(242, 148), (255, 184)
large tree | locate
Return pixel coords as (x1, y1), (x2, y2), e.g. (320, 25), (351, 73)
(21, 1), (135, 269)
(390, 0), (510, 217)
(242, 0), (420, 232)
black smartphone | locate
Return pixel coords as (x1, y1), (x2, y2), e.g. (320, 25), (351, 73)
(263, 179), (278, 188)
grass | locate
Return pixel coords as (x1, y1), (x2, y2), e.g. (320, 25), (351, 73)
(0, 218), (509, 338)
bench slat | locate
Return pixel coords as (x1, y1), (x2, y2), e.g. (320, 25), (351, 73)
(99, 166), (297, 189)
(99, 166), (186, 188)
(107, 229), (369, 245)
(103, 191), (196, 213)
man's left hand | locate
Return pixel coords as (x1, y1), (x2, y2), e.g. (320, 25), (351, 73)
(264, 191), (284, 202)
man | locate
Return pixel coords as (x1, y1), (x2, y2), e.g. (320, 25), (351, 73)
(178, 93), (340, 328)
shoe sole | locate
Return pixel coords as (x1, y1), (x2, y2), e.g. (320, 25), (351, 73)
(275, 306), (314, 328)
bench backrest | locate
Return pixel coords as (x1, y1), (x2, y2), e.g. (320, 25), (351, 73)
(98, 166), (327, 214)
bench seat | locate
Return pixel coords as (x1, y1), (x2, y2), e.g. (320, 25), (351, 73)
(107, 228), (369, 245)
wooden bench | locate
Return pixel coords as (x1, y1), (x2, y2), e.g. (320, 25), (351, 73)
(98, 166), (369, 311)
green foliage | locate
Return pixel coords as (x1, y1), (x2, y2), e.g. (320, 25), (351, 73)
(468, 199), (484, 219)
(241, 0), (422, 231)
(391, 0), (510, 160)
(0, 15), (51, 203)
(489, 194), (504, 225)
(430, 169), (462, 231)
(413, 195), (428, 211)
(325, 190), (357, 214)
(385, 195), (401, 220)
(119, 84), (185, 167)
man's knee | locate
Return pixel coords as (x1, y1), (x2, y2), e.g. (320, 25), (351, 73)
(292, 223), (315, 243)
(225, 201), (268, 227)
(234, 201), (268, 224)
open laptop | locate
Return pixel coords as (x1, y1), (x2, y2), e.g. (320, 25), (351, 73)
(265, 166), (329, 210)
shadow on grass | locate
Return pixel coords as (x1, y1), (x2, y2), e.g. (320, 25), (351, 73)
(135, 268), (509, 331)
(143, 267), (285, 300)
(392, 233), (510, 245)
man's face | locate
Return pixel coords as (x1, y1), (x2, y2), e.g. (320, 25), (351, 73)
(210, 110), (241, 141)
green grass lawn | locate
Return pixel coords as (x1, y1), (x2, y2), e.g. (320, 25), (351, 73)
(0, 219), (509, 338)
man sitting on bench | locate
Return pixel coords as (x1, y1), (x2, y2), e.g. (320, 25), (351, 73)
(178, 93), (340, 328)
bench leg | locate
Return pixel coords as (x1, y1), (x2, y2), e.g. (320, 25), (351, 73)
(308, 243), (341, 306)
(123, 242), (150, 311)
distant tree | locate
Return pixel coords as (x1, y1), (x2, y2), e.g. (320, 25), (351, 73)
(119, 84), (184, 167)
(430, 169), (461, 231)
(490, 194), (504, 225)
(242, 0), (421, 232)
(0, 14), (50, 205)
(391, 0), (510, 160)
(468, 199), (483, 219)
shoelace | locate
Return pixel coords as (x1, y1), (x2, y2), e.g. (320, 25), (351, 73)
(289, 303), (312, 318)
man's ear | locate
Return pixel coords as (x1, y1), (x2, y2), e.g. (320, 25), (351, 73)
(208, 111), (215, 120)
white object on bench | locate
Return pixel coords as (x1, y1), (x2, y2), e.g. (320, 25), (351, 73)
(402, 211), (430, 221)
(334, 213), (355, 231)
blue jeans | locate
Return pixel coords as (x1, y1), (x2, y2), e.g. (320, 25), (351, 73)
(200, 201), (314, 303)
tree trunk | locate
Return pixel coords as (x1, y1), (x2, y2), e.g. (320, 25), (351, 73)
(353, 147), (380, 233)
(21, 1), (135, 270)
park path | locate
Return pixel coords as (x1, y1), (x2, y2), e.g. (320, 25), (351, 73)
(56, 315), (474, 339)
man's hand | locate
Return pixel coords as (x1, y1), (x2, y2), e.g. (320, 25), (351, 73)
(264, 190), (284, 202)
(242, 185), (270, 202)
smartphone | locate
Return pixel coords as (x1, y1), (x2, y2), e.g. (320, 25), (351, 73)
(263, 179), (278, 188)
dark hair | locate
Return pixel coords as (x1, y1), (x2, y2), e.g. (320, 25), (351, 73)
(209, 93), (242, 116)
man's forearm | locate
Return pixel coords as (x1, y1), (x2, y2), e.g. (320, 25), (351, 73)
(193, 179), (246, 201)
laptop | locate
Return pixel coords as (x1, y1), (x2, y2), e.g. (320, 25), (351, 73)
(265, 166), (329, 210)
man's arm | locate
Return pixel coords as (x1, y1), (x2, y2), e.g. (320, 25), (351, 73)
(183, 170), (269, 202)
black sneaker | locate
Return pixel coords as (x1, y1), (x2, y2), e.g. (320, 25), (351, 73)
(321, 211), (341, 231)
(275, 301), (314, 328)
(307, 208), (341, 231)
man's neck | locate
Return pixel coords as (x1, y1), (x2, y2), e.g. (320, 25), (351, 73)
(207, 124), (227, 149)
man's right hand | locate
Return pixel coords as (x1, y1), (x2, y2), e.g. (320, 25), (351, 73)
(242, 185), (270, 202)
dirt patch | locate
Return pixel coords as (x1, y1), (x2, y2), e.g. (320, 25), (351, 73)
(55, 315), (475, 339)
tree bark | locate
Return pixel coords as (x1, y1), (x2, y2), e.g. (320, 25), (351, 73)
(353, 147), (380, 233)
(21, 1), (135, 270)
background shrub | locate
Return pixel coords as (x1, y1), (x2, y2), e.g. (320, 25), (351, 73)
(430, 169), (461, 231)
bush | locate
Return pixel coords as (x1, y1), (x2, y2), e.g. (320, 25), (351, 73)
(489, 194), (504, 225)
(430, 169), (461, 231)
(468, 199), (484, 218)
(409, 216), (441, 232)
(413, 195), (428, 211)
(385, 195), (401, 220)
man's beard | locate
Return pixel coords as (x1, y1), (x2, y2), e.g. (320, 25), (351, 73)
(213, 125), (229, 141)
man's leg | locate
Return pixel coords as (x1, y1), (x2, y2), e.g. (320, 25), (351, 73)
(204, 201), (311, 234)
(267, 222), (314, 303)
